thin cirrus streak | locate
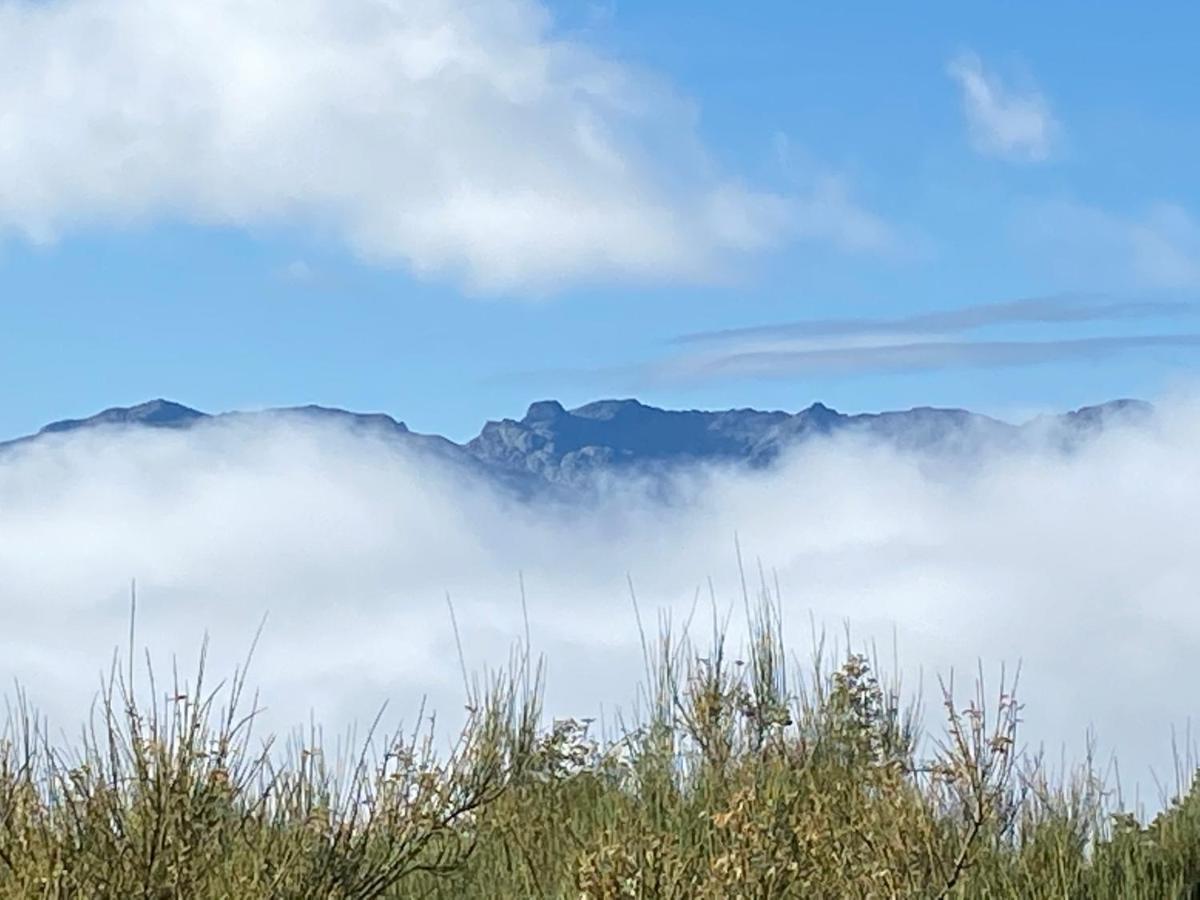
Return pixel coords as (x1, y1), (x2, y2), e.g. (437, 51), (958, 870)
(661, 334), (1200, 382)
(673, 294), (1199, 345)
(485, 296), (1200, 390)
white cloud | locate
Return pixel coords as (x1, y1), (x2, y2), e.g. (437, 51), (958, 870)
(3, 402), (1200, 802)
(771, 134), (905, 257)
(1022, 199), (1200, 289)
(947, 53), (1058, 162)
(791, 176), (901, 255)
(653, 334), (1200, 384)
(640, 295), (1200, 384)
(0, 0), (888, 291)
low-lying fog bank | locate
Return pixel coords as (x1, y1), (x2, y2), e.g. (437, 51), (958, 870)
(2, 395), (1197, 806)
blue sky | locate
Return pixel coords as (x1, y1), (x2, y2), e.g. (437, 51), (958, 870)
(3, 0), (1200, 441)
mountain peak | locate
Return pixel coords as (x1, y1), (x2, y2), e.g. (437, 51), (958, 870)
(1072, 398), (1152, 416)
(800, 401), (840, 417)
(1062, 398), (1154, 429)
(570, 398), (653, 421)
(38, 399), (206, 435)
(281, 405), (409, 432)
(524, 400), (567, 422)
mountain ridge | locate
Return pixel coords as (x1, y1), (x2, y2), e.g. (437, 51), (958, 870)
(0, 397), (1154, 493)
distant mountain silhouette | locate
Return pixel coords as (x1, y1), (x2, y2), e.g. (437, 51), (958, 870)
(0, 397), (1154, 494)
(36, 399), (205, 433)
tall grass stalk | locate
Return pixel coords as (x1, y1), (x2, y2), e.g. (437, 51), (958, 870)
(1, 590), (1198, 897)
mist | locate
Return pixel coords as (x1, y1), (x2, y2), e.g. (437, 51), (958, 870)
(1, 399), (1198, 804)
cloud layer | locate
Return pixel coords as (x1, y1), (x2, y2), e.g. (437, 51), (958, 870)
(644, 294), (1200, 384)
(0, 0), (834, 290)
(658, 334), (1200, 382)
(948, 53), (1058, 162)
(676, 294), (1199, 345)
(2, 404), (1200, 801)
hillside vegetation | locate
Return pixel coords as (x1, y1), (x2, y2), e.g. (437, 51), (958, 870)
(1, 600), (1198, 898)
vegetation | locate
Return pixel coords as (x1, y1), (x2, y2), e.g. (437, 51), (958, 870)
(1, 596), (1199, 898)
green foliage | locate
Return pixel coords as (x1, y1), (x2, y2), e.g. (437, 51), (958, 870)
(0, 638), (536, 898)
(1, 601), (1198, 898)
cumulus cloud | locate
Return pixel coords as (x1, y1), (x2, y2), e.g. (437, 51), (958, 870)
(0, 0), (881, 291)
(947, 53), (1058, 162)
(3, 403), (1200, 801)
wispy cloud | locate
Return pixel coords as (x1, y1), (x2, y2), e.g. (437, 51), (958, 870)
(788, 176), (903, 256)
(676, 293), (1198, 345)
(771, 135), (909, 258)
(662, 334), (1200, 382)
(276, 260), (317, 286)
(0, 0), (895, 293)
(1022, 200), (1200, 290)
(947, 53), (1058, 162)
(637, 293), (1200, 383)
(493, 294), (1200, 388)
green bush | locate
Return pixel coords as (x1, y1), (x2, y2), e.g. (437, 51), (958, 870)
(1, 599), (1197, 898)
